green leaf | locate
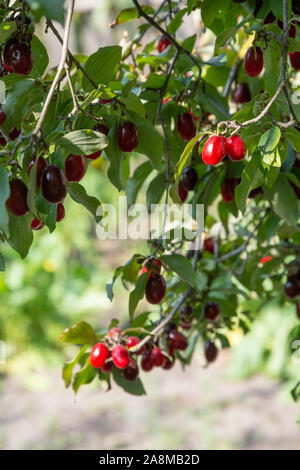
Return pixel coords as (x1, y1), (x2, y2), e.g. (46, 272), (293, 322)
(27, 0), (65, 24)
(83, 46), (122, 91)
(112, 367), (146, 396)
(67, 182), (102, 223)
(0, 21), (16, 42)
(146, 172), (165, 211)
(73, 359), (96, 394)
(60, 321), (97, 345)
(0, 167), (10, 236)
(62, 345), (88, 388)
(285, 127), (300, 153)
(160, 254), (207, 289)
(174, 133), (204, 182)
(113, 6), (154, 25)
(235, 152), (263, 213)
(129, 273), (148, 320)
(57, 129), (108, 156)
(267, 174), (299, 226)
(258, 126), (281, 167)
(8, 212), (33, 259)
(0, 252), (5, 272)
(31, 35), (49, 77)
(167, 8), (187, 34)
(291, 381), (300, 402)
(126, 161), (152, 207)
(104, 116), (125, 191)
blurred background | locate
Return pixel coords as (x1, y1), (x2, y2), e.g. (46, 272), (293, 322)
(0, 0), (300, 450)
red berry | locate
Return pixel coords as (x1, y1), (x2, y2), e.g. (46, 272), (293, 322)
(150, 347), (165, 367)
(289, 52), (300, 71)
(205, 341), (218, 362)
(118, 121), (139, 152)
(90, 343), (109, 368)
(177, 112), (197, 142)
(108, 327), (122, 339)
(233, 83), (251, 103)
(296, 303), (300, 320)
(3, 38), (18, 69)
(0, 109), (6, 126)
(249, 186), (263, 199)
(141, 350), (153, 372)
(226, 135), (246, 161)
(126, 336), (142, 354)
(181, 167), (198, 191)
(260, 256), (272, 264)
(41, 165), (67, 204)
(168, 330), (188, 351)
(86, 124), (109, 160)
(123, 358), (139, 381)
(10, 42), (34, 75)
(101, 98), (113, 104)
(9, 127), (20, 141)
(278, 20), (296, 38)
(158, 35), (171, 53)
(202, 136), (226, 165)
(0, 136), (7, 147)
(56, 203), (65, 222)
(178, 181), (188, 203)
(112, 345), (130, 369)
(221, 177), (241, 203)
(28, 156), (48, 188)
(31, 218), (44, 231)
(284, 277), (300, 299)
(65, 154), (85, 182)
(264, 12), (276, 24)
(203, 237), (214, 255)
(244, 46), (264, 77)
(162, 350), (175, 370)
(6, 179), (29, 216)
(205, 302), (220, 322)
(101, 360), (114, 373)
(145, 273), (166, 304)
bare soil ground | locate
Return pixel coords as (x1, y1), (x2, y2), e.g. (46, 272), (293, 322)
(0, 351), (299, 450)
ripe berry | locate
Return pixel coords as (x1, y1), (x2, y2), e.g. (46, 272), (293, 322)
(0, 109), (6, 126)
(181, 167), (198, 191)
(244, 46), (264, 77)
(31, 218), (44, 231)
(145, 273), (166, 304)
(6, 179), (29, 216)
(178, 181), (188, 203)
(118, 121), (139, 152)
(284, 277), (300, 299)
(112, 345), (130, 369)
(221, 177), (240, 203)
(278, 20), (296, 38)
(28, 156), (48, 188)
(141, 350), (153, 372)
(41, 165), (67, 204)
(0, 137), (6, 147)
(296, 303), (300, 320)
(101, 360), (114, 373)
(56, 203), (65, 222)
(90, 343), (109, 368)
(108, 327), (122, 339)
(150, 347), (165, 367)
(126, 336), (142, 354)
(249, 186), (263, 199)
(289, 52), (300, 71)
(10, 42), (34, 75)
(202, 135), (226, 165)
(65, 154), (85, 182)
(123, 358), (139, 381)
(162, 350), (175, 370)
(203, 237), (214, 255)
(205, 302), (220, 322)
(204, 341), (218, 362)
(9, 127), (20, 141)
(264, 12), (276, 24)
(3, 38), (18, 70)
(226, 135), (246, 161)
(233, 83), (251, 103)
(86, 123), (109, 160)
(168, 330), (188, 351)
(101, 98), (113, 104)
(158, 35), (171, 53)
(177, 112), (196, 142)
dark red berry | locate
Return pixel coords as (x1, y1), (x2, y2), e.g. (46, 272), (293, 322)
(86, 124), (109, 160)
(3, 38), (18, 70)
(101, 98), (113, 104)
(28, 156), (48, 188)
(203, 237), (214, 255)
(249, 186), (263, 199)
(0, 109), (6, 126)
(202, 136), (226, 165)
(284, 277), (300, 299)
(205, 302), (220, 322)
(178, 181), (188, 203)
(181, 167), (198, 191)
(145, 273), (166, 304)
(56, 203), (65, 222)
(6, 179), (29, 216)
(101, 360), (114, 373)
(10, 42), (34, 75)
(31, 218), (44, 231)
(150, 347), (165, 367)
(118, 121), (139, 152)
(0, 137), (6, 147)
(65, 154), (85, 182)
(162, 353), (175, 370)
(278, 20), (296, 38)
(9, 127), (20, 141)
(177, 112), (196, 142)
(168, 330), (188, 351)
(264, 12), (276, 24)
(233, 83), (251, 103)
(141, 350), (153, 372)
(90, 343), (109, 368)
(289, 52), (300, 71)
(205, 341), (218, 362)
(158, 35), (171, 53)
(244, 46), (264, 77)
(112, 345), (130, 369)
(41, 165), (67, 204)
(221, 177), (241, 203)
(226, 135), (246, 161)
(123, 358), (139, 381)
